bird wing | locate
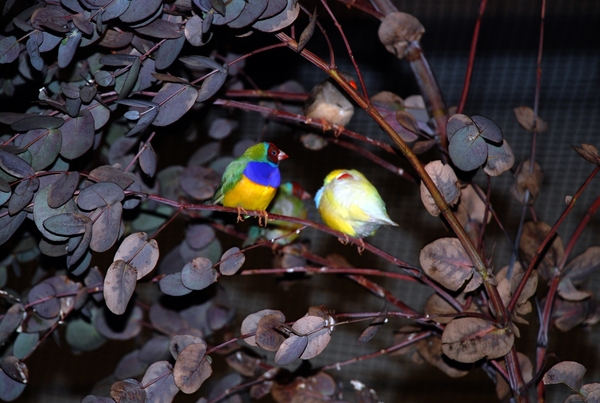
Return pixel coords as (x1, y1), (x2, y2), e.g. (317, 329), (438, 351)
(210, 158), (248, 204)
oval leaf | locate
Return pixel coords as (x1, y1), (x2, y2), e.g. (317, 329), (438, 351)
(219, 247), (244, 276)
(104, 260), (138, 315)
(114, 232), (160, 280)
(442, 317), (514, 363)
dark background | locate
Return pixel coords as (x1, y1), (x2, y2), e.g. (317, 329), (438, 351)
(10, 0), (600, 402)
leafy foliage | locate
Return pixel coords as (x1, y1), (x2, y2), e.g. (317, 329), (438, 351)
(0, 1), (598, 403)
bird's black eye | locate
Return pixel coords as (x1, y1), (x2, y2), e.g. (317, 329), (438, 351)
(271, 149), (277, 155)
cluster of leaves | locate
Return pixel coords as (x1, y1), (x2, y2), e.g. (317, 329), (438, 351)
(0, 0), (600, 403)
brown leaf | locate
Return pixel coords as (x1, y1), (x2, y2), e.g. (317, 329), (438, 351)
(513, 106), (549, 133)
(420, 238), (477, 292)
(510, 159), (544, 204)
(441, 317), (514, 363)
(420, 160), (460, 216)
(415, 336), (469, 378)
(572, 143), (600, 166)
(297, 7), (317, 52)
(552, 297), (596, 332)
(173, 342), (212, 394)
(378, 12), (425, 58)
(395, 110), (420, 134)
(543, 361), (586, 391)
(495, 352), (533, 401)
(519, 221), (564, 281)
(455, 184), (490, 227)
(558, 278), (591, 302)
(271, 372), (337, 403)
(423, 293), (466, 324)
(564, 246), (600, 283)
(240, 309), (285, 347)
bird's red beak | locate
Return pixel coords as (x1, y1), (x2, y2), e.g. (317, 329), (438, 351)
(278, 150), (288, 161)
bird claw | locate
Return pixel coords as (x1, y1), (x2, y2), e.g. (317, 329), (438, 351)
(356, 238), (365, 255)
(236, 206), (248, 222)
(258, 210), (269, 227)
(337, 234), (350, 245)
(332, 124), (345, 137)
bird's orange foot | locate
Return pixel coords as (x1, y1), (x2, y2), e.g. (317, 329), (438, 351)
(332, 124), (345, 137)
(356, 238), (365, 255)
(320, 118), (333, 133)
(236, 206), (248, 222)
(258, 210), (269, 227)
(337, 234), (350, 245)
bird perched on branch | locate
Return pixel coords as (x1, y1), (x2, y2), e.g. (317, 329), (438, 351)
(315, 169), (397, 238)
(304, 74), (356, 131)
(210, 142), (288, 223)
(244, 181), (311, 246)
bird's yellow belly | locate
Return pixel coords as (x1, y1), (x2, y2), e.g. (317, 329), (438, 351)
(222, 176), (276, 211)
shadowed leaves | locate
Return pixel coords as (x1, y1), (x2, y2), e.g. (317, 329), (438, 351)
(142, 361), (179, 403)
(511, 159), (544, 204)
(514, 106), (549, 133)
(519, 221), (563, 281)
(110, 379), (146, 403)
(104, 260), (137, 315)
(152, 83), (199, 127)
(241, 309), (285, 349)
(442, 317), (514, 363)
(219, 247), (245, 276)
(543, 361), (586, 392)
(420, 160), (460, 216)
(173, 342), (212, 394)
(113, 232), (159, 280)
(274, 315), (332, 365)
(420, 237), (481, 292)
(572, 143), (600, 166)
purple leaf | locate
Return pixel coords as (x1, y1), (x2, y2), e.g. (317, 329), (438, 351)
(159, 272), (193, 296)
(0, 36), (19, 64)
(0, 304), (24, 345)
(119, 0), (162, 23)
(113, 232), (160, 280)
(179, 165), (220, 200)
(142, 361), (179, 403)
(58, 30), (82, 68)
(274, 334), (307, 365)
(184, 15), (208, 47)
(252, 0), (299, 32)
(48, 172), (79, 208)
(208, 117), (238, 140)
(155, 35), (185, 70)
(170, 334), (205, 360)
(77, 182), (124, 210)
(185, 224), (215, 250)
(181, 257), (217, 290)
(197, 66), (228, 102)
(27, 282), (60, 319)
(219, 247), (245, 276)
(0, 150), (35, 179)
(139, 142), (156, 176)
(173, 343), (212, 394)
(89, 202), (123, 252)
(0, 210), (27, 246)
(43, 213), (90, 236)
(227, 0), (268, 29)
(0, 365), (26, 401)
(0, 356), (28, 385)
(33, 185), (78, 242)
(149, 303), (189, 335)
(135, 19), (182, 39)
(93, 305), (143, 340)
(104, 260), (138, 315)
(60, 109), (95, 159)
(152, 83), (199, 126)
(212, 0), (245, 25)
(8, 177), (38, 215)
